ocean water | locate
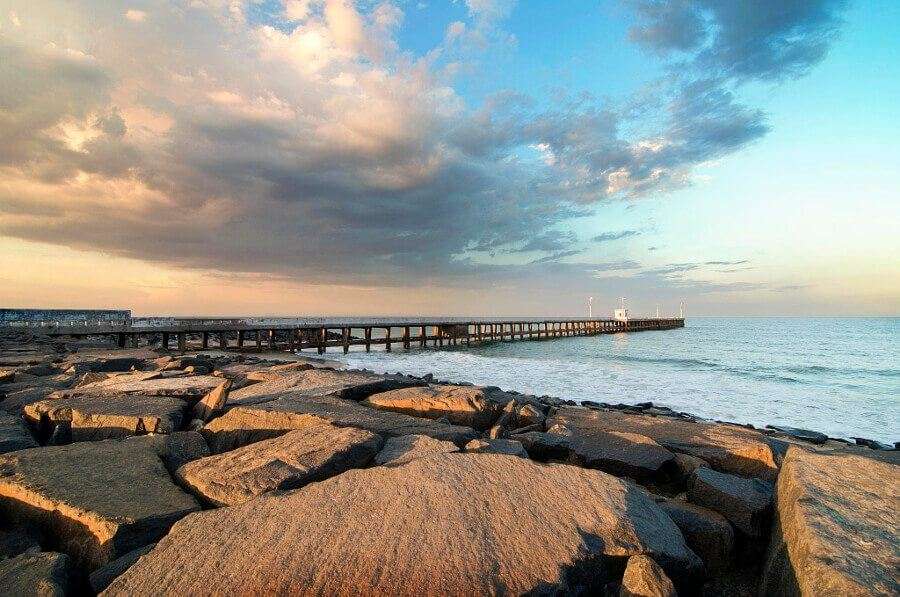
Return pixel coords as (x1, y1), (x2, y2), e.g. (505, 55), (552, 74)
(327, 317), (899, 444)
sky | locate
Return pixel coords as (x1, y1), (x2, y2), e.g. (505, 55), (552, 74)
(0, 0), (897, 317)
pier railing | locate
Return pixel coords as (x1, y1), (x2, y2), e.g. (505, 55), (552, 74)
(5, 317), (684, 353)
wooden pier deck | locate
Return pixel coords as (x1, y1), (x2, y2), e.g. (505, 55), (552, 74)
(16, 317), (684, 354)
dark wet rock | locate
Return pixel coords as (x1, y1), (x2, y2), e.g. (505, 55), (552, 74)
(0, 413), (38, 453)
(375, 434), (458, 466)
(766, 425), (828, 445)
(658, 500), (734, 573)
(104, 454), (701, 595)
(852, 437), (894, 450)
(202, 393), (477, 453)
(464, 438), (528, 458)
(89, 544), (155, 593)
(0, 439), (200, 569)
(549, 407), (777, 480)
(688, 468), (773, 537)
(24, 393), (189, 442)
(620, 554), (677, 597)
(760, 447), (900, 596)
(178, 424), (382, 506)
(0, 552), (75, 596)
(0, 370), (14, 385)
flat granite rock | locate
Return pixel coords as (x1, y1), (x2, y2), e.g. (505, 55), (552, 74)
(0, 413), (38, 453)
(177, 424), (383, 505)
(202, 394), (478, 453)
(549, 407), (778, 480)
(229, 369), (423, 406)
(620, 554), (676, 597)
(0, 439), (200, 570)
(464, 438), (529, 458)
(24, 393), (189, 441)
(104, 454), (702, 596)
(549, 424), (675, 478)
(375, 434), (459, 466)
(688, 468), (773, 537)
(760, 447), (900, 596)
(63, 374), (223, 403)
(0, 552), (75, 596)
(363, 385), (502, 430)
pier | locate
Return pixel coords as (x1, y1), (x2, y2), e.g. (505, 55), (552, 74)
(9, 317), (684, 354)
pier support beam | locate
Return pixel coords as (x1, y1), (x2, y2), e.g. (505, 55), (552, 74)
(177, 333), (186, 351)
(364, 328), (371, 352)
(342, 328), (350, 354)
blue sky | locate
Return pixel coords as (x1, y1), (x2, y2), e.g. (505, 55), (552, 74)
(0, 0), (897, 315)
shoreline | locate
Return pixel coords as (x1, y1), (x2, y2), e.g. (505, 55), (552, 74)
(0, 337), (896, 594)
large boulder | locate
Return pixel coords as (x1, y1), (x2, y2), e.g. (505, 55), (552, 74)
(59, 374), (223, 403)
(760, 447), (900, 596)
(228, 369), (423, 406)
(201, 394), (478, 453)
(464, 438), (528, 458)
(688, 468), (773, 537)
(620, 554), (677, 597)
(0, 439), (200, 569)
(658, 500), (734, 573)
(363, 385), (502, 430)
(24, 394), (189, 442)
(177, 424), (383, 506)
(104, 454), (701, 595)
(0, 413), (38, 453)
(89, 544), (155, 593)
(549, 424), (674, 478)
(375, 434), (459, 466)
(549, 407), (777, 480)
(0, 552), (75, 596)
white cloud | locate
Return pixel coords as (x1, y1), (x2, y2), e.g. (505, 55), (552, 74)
(124, 9), (146, 22)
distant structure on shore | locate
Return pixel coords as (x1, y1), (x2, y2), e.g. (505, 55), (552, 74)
(0, 308), (131, 326)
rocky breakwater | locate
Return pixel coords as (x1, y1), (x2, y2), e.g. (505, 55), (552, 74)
(0, 334), (895, 595)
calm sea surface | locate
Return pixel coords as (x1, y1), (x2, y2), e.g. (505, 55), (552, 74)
(325, 317), (898, 444)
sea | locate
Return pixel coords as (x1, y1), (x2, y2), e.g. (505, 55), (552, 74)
(326, 317), (898, 445)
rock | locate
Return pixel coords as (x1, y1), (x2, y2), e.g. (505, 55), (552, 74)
(0, 528), (41, 559)
(89, 544), (155, 593)
(160, 431), (209, 473)
(20, 363), (59, 377)
(0, 413), (38, 453)
(766, 425), (829, 445)
(202, 394), (478, 453)
(853, 437), (893, 451)
(0, 370), (15, 384)
(191, 379), (231, 422)
(549, 424), (674, 478)
(0, 439), (200, 569)
(670, 453), (709, 483)
(75, 372), (110, 387)
(62, 373), (223, 403)
(363, 385), (502, 430)
(464, 438), (528, 458)
(0, 552), (75, 596)
(229, 369), (423, 406)
(104, 454), (701, 595)
(688, 468), (773, 536)
(760, 447), (900, 596)
(177, 425), (382, 506)
(658, 500), (734, 573)
(620, 554), (677, 597)
(549, 407), (777, 480)
(24, 393), (189, 442)
(512, 431), (573, 461)
(375, 434), (459, 466)
(515, 402), (546, 427)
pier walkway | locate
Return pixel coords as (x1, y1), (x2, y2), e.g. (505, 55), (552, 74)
(8, 317), (684, 354)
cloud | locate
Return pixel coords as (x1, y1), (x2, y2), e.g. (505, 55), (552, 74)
(125, 9), (146, 22)
(592, 230), (641, 243)
(0, 0), (847, 295)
